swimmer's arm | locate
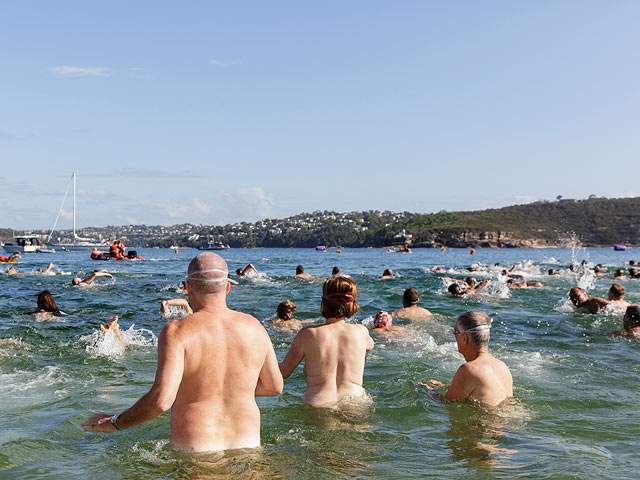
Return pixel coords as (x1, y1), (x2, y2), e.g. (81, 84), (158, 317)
(255, 328), (284, 396)
(583, 297), (609, 314)
(444, 364), (475, 402)
(161, 299), (193, 315)
(83, 323), (184, 433)
(279, 330), (306, 379)
(363, 325), (374, 351)
(445, 277), (470, 287)
(470, 280), (490, 293)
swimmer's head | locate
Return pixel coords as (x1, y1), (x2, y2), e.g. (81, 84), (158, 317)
(448, 283), (464, 296)
(569, 287), (588, 306)
(321, 276), (358, 319)
(501, 269), (508, 276)
(506, 279), (514, 284)
(465, 276), (477, 287)
(402, 288), (419, 307)
(374, 311), (392, 329)
(608, 283), (625, 300)
(623, 305), (640, 331)
(548, 268), (556, 275)
(569, 264), (576, 271)
(630, 260), (637, 266)
(296, 265), (305, 275)
(615, 269), (624, 277)
(187, 253), (231, 295)
(630, 268), (637, 277)
(37, 268), (43, 273)
(594, 266), (601, 273)
(72, 277), (81, 286)
(332, 266), (340, 275)
(36, 290), (60, 314)
(456, 311), (492, 348)
(382, 269), (392, 277)
(277, 300), (296, 320)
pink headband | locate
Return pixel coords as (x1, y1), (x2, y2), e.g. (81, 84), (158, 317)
(322, 293), (354, 305)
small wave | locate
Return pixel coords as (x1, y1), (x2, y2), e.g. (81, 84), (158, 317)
(85, 324), (157, 358)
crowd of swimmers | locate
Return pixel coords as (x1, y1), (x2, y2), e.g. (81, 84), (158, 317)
(5, 251), (639, 454)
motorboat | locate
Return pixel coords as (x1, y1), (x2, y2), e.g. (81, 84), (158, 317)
(2, 235), (54, 254)
(198, 242), (230, 250)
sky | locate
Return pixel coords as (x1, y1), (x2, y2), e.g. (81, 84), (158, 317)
(1, 1), (639, 230)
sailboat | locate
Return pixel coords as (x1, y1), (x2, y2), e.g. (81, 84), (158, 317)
(48, 173), (108, 251)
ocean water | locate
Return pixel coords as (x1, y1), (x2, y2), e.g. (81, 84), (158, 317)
(1, 247), (639, 479)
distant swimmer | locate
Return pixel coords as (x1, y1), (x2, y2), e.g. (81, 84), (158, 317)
(593, 265), (606, 277)
(100, 316), (125, 347)
(448, 280), (490, 297)
(501, 267), (525, 281)
(279, 276), (374, 407)
(30, 290), (67, 317)
(569, 284), (630, 314)
(419, 311), (513, 406)
(271, 300), (303, 331)
(609, 306), (640, 338)
(613, 269), (628, 281)
(0, 252), (21, 263)
(506, 280), (544, 289)
(630, 260), (638, 267)
(6, 266), (19, 275)
(332, 266), (340, 276)
(629, 268), (640, 279)
(393, 288), (432, 320)
(433, 267), (446, 273)
(295, 265), (313, 280)
(83, 252), (283, 452)
(371, 310), (406, 333)
(37, 262), (54, 274)
(161, 298), (193, 316)
(548, 268), (560, 275)
(236, 263), (258, 277)
(380, 268), (393, 280)
(72, 270), (113, 286)
(445, 276), (477, 288)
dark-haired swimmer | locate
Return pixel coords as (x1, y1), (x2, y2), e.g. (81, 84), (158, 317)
(610, 306), (640, 337)
(445, 277), (477, 288)
(236, 263), (258, 277)
(380, 268), (393, 280)
(548, 268), (560, 275)
(295, 265), (312, 280)
(30, 290), (67, 316)
(629, 268), (640, 279)
(448, 280), (490, 297)
(569, 284), (629, 313)
(419, 311), (512, 406)
(37, 262), (55, 274)
(279, 276), (373, 406)
(613, 269), (628, 281)
(393, 288), (432, 320)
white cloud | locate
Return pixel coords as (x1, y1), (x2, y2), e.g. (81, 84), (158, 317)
(222, 187), (275, 219)
(50, 66), (112, 77)
(209, 59), (239, 67)
(513, 195), (534, 204)
(148, 198), (213, 220)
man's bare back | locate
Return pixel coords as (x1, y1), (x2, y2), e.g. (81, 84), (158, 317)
(280, 320), (374, 406)
(393, 305), (432, 321)
(447, 353), (513, 406)
(82, 253), (282, 453)
(169, 307), (280, 451)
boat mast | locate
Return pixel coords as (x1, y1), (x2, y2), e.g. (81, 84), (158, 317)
(73, 172), (76, 239)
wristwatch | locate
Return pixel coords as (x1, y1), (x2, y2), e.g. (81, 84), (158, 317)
(110, 413), (122, 431)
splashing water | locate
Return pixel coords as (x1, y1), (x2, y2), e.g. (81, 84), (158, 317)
(85, 324), (157, 358)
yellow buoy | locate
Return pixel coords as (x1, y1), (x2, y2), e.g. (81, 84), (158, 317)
(441, 247), (446, 252)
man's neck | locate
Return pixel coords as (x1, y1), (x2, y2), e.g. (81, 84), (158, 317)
(463, 347), (489, 362)
(324, 317), (346, 325)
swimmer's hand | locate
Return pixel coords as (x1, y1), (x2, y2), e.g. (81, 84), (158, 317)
(428, 379), (445, 387)
(417, 381), (433, 390)
(81, 413), (117, 433)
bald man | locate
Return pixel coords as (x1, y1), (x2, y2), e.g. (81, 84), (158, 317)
(82, 253), (283, 452)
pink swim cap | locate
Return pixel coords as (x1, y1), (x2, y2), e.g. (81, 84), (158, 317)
(374, 311), (392, 328)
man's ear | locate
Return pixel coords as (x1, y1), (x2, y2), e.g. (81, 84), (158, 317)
(225, 281), (231, 296)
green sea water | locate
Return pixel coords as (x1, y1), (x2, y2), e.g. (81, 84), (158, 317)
(1, 247), (639, 479)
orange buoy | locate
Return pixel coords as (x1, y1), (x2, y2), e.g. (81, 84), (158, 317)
(336, 249), (342, 253)
(175, 248), (179, 254)
(470, 249), (475, 255)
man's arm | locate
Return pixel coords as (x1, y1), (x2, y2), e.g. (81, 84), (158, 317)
(82, 322), (184, 433)
(279, 330), (306, 379)
(161, 299), (193, 315)
(467, 279), (490, 294)
(445, 277), (470, 287)
(255, 328), (284, 396)
(582, 297), (609, 314)
(444, 364), (476, 402)
(82, 270), (113, 285)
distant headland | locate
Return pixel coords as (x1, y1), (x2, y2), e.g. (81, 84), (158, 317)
(2, 196), (639, 249)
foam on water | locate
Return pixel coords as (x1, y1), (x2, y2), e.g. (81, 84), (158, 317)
(85, 324), (157, 358)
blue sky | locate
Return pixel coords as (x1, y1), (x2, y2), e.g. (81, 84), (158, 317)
(1, 1), (639, 229)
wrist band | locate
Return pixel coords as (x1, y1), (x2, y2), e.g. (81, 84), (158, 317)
(110, 413), (122, 430)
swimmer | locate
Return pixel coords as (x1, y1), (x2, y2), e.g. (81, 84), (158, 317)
(393, 288), (432, 320)
(0, 252), (21, 263)
(380, 268), (393, 279)
(332, 266), (340, 276)
(371, 311), (406, 333)
(37, 262), (54, 274)
(295, 265), (313, 280)
(501, 268), (525, 281)
(279, 276), (374, 407)
(30, 290), (67, 316)
(448, 280), (490, 297)
(433, 267), (446, 273)
(419, 311), (513, 406)
(629, 268), (640, 279)
(506, 280), (544, 288)
(630, 260), (638, 267)
(6, 266), (19, 275)
(609, 306), (640, 338)
(445, 276), (477, 288)
(72, 270), (113, 286)
(593, 265), (606, 277)
(568, 284), (629, 313)
(161, 298), (193, 316)
(613, 269), (628, 281)
(548, 268), (560, 275)
(236, 263), (258, 277)
(100, 316), (125, 347)
(607, 283), (631, 310)
(83, 252), (283, 452)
